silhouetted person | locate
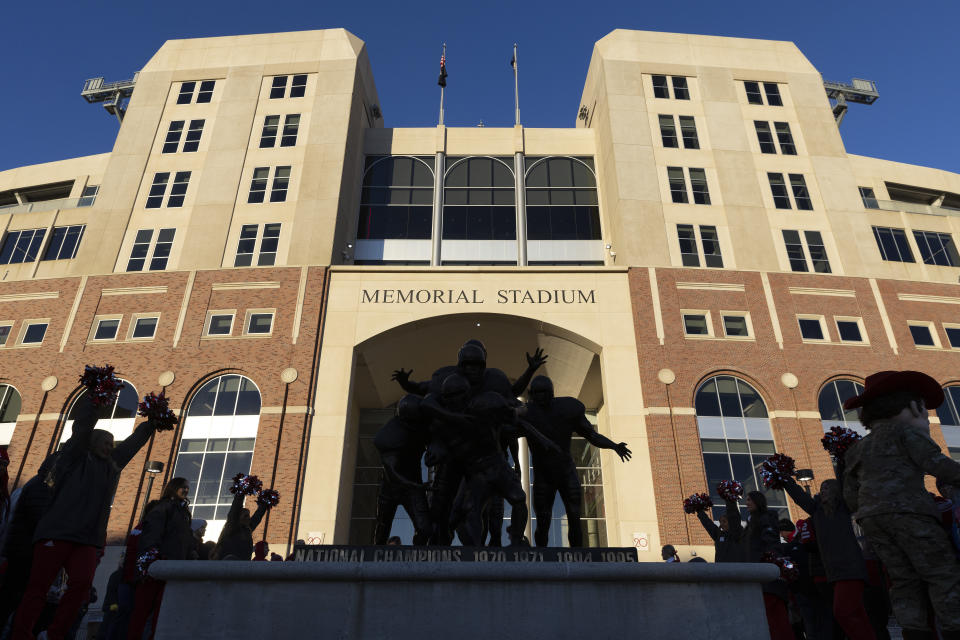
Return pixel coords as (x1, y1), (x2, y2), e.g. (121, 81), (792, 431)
(523, 376), (631, 547)
(212, 483), (268, 561)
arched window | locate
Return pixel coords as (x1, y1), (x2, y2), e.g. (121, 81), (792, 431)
(443, 157), (516, 241)
(172, 375), (261, 528)
(0, 384), (22, 445)
(935, 386), (960, 460)
(818, 379), (866, 436)
(695, 375), (788, 519)
(62, 381), (139, 442)
(358, 156), (434, 240)
(525, 157), (600, 241)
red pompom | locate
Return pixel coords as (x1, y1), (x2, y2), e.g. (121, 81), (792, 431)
(79, 365), (124, 407)
(138, 392), (177, 431)
(257, 489), (280, 508)
(760, 453), (796, 490)
(717, 480), (744, 503)
(762, 551), (799, 582)
(230, 473), (263, 496)
(821, 426), (862, 460)
(683, 492), (713, 514)
(137, 547), (161, 577)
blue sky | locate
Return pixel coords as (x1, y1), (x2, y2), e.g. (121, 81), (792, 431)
(2, 1), (958, 173)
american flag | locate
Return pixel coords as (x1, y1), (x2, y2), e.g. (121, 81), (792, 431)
(438, 53), (448, 87)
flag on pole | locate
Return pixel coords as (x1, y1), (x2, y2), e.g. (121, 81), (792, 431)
(438, 53), (448, 87)
(510, 53), (515, 68)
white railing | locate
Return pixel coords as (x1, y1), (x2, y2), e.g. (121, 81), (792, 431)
(875, 199), (960, 218)
(0, 197), (84, 215)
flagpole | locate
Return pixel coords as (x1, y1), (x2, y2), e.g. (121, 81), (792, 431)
(513, 43), (520, 126)
(439, 43), (446, 126)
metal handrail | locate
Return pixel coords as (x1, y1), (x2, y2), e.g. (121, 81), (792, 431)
(0, 197), (84, 215)
(875, 199), (960, 218)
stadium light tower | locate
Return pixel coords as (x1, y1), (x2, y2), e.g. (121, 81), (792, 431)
(823, 78), (879, 126)
(80, 73), (139, 124)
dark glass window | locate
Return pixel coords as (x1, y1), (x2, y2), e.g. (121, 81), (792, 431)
(805, 231), (831, 273)
(42, 225), (85, 261)
(763, 83), (783, 106)
(689, 169), (710, 205)
(913, 230), (960, 267)
(132, 317), (158, 339)
(672, 76), (690, 100)
(0, 385), (21, 421)
(270, 76), (287, 99)
(22, 323), (47, 344)
(700, 226), (723, 268)
(146, 172), (170, 209)
(768, 173), (790, 209)
(163, 121), (184, 154)
(0, 326), (10, 346)
(909, 324), (935, 347)
(774, 122), (796, 155)
(723, 315), (749, 337)
(668, 167), (688, 203)
(782, 230), (807, 272)
(280, 114), (300, 147)
(678, 116), (699, 149)
(798, 318), (825, 340)
(0, 229), (46, 265)
(683, 314), (709, 335)
(359, 156), (435, 240)
(150, 228), (175, 271)
(247, 313), (273, 334)
(259, 224), (281, 266)
(177, 82), (195, 104)
(260, 116), (280, 148)
(167, 171), (191, 207)
(94, 319), (119, 341)
(78, 185), (98, 207)
(744, 82), (763, 105)
(270, 167), (290, 202)
(946, 327), (960, 348)
(248, 168), (269, 203)
(789, 174), (813, 210)
(234, 224), (258, 267)
(677, 224), (699, 267)
(755, 121), (776, 154)
(872, 226), (915, 262)
(208, 314), (233, 336)
(127, 229), (153, 271)
(183, 119), (204, 152)
(196, 81), (215, 103)
(859, 187), (879, 209)
(525, 157), (600, 241)
(652, 75), (669, 99)
(836, 320), (862, 342)
(290, 75), (307, 98)
(659, 115), (678, 148)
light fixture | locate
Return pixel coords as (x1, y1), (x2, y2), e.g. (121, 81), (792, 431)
(146, 461), (164, 474)
(139, 461), (165, 523)
(795, 468), (814, 482)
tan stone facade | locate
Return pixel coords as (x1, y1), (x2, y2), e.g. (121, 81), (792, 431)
(1, 28), (960, 564)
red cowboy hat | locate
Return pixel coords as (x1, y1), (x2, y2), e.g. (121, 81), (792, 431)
(843, 371), (944, 410)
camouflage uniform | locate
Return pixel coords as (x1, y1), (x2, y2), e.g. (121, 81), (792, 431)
(844, 421), (960, 631)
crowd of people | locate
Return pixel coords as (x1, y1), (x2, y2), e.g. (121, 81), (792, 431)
(678, 371), (960, 640)
(0, 368), (281, 640)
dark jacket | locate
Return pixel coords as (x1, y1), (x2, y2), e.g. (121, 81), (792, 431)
(740, 508), (788, 599)
(138, 498), (195, 561)
(784, 479), (867, 583)
(33, 402), (157, 548)
(2, 456), (57, 558)
(213, 491), (266, 560)
(696, 500), (746, 562)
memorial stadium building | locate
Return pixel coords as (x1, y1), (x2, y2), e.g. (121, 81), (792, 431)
(2, 28), (960, 578)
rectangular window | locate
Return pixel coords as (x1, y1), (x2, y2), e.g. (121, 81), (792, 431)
(206, 314), (234, 336)
(131, 316), (159, 340)
(280, 114), (300, 147)
(290, 74), (307, 98)
(909, 323), (936, 347)
(162, 121), (184, 153)
(177, 80), (214, 104)
(763, 83), (783, 106)
(678, 116), (699, 149)
(859, 187), (879, 209)
(652, 75), (669, 99)
(945, 325), (960, 348)
(259, 223), (281, 266)
(677, 224), (699, 267)
(0, 325), (10, 346)
(269, 75), (307, 99)
(42, 225), (85, 261)
(872, 226), (915, 262)
(182, 119), (204, 152)
(234, 224), (258, 267)
(177, 82), (195, 104)
(127, 229), (153, 271)
(782, 230), (808, 272)
(913, 230), (960, 267)
(246, 312), (274, 335)
(270, 76), (287, 99)
(93, 318), (120, 341)
(789, 174), (813, 210)
(659, 115), (678, 148)
(798, 317), (826, 341)
(768, 173), (791, 209)
(744, 81), (763, 105)
(145, 172), (170, 208)
(804, 230), (831, 273)
(689, 169), (711, 205)
(672, 76), (690, 100)
(774, 122), (796, 155)
(683, 313), (710, 336)
(0, 229), (46, 265)
(196, 80), (215, 103)
(126, 228), (175, 272)
(78, 185), (99, 207)
(259, 116), (280, 148)
(248, 168), (270, 203)
(836, 319), (863, 343)
(722, 314), (750, 337)
(270, 166), (291, 202)
(700, 226), (723, 268)
(166, 171), (191, 207)
(234, 223), (281, 267)
(21, 322), (47, 345)
(668, 167), (687, 203)
(754, 121), (776, 154)
(150, 228), (175, 270)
